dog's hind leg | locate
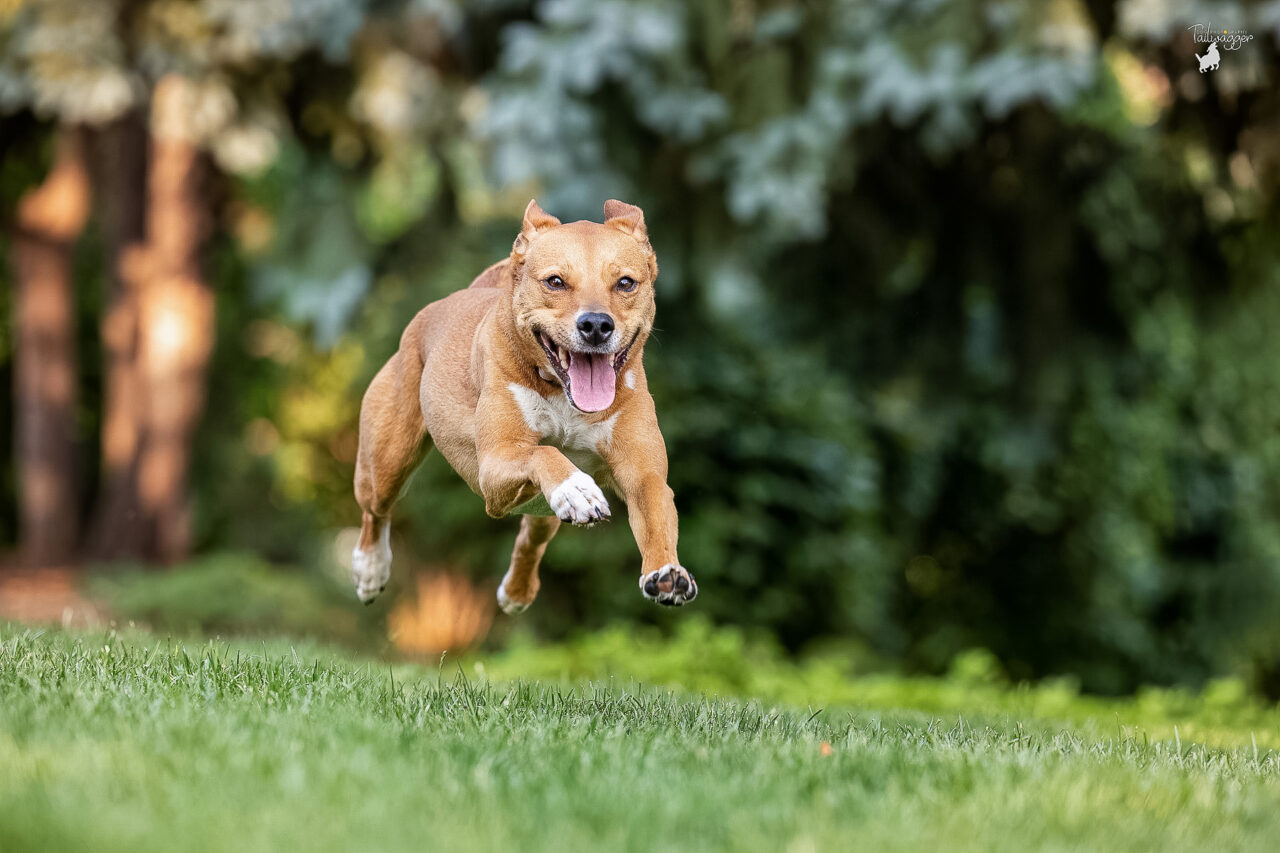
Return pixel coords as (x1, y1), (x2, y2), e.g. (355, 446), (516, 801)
(352, 344), (431, 603)
(497, 514), (561, 614)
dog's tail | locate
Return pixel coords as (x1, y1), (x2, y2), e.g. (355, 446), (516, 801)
(467, 259), (511, 289)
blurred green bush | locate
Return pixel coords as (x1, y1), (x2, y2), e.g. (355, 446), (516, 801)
(88, 554), (380, 647)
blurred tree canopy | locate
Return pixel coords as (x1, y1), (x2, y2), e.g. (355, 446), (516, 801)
(3, 0), (1280, 695)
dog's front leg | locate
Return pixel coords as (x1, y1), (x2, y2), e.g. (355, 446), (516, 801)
(478, 444), (611, 525)
(604, 407), (697, 607)
(474, 386), (612, 523)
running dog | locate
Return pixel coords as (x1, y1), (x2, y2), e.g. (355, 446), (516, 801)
(351, 200), (696, 612)
(1197, 42), (1220, 72)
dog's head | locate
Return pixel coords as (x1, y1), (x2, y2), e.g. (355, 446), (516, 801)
(508, 199), (658, 413)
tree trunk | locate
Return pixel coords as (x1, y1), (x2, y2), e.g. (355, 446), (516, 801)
(10, 128), (92, 566)
(131, 75), (216, 563)
(85, 111), (149, 560)
(84, 76), (215, 565)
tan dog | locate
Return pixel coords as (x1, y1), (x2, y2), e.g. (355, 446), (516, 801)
(351, 199), (696, 612)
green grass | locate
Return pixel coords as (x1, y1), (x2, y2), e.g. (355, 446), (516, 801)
(3, 624), (1279, 852)
(482, 619), (1280, 751)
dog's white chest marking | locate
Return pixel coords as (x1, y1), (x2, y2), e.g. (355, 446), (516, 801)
(508, 383), (617, 459)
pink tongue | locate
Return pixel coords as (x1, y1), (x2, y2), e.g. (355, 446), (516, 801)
(567, 352), (616, 412)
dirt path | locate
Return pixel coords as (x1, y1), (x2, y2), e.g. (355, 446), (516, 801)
(0, 567), (104, 628)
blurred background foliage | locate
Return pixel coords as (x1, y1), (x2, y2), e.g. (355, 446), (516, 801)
(3, 0), (1280, 697)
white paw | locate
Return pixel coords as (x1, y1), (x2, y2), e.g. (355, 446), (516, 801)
(548, 471), (610, 527)
(351, 524), (391, 604)
(640, 564), (698, 606)
(496, 573), (532, 615)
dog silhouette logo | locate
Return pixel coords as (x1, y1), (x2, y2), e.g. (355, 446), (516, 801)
(1196, 41), (1220, 72)
(1187, 24), (1254, 71)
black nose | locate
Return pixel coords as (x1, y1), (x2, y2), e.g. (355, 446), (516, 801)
(576, 312), (614, 347)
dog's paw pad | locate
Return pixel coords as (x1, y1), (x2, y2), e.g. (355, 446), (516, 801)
(549, 472), (610, 527)
(640, 564), (697, 607)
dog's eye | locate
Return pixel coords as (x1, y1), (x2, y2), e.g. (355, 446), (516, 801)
(616, 276), (637, 293)
(545, 275), (567, 290)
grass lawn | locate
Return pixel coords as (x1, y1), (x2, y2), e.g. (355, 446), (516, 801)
(2, 623), (1279, 852)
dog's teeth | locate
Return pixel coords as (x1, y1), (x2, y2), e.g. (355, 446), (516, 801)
(558, 347), (569, 369)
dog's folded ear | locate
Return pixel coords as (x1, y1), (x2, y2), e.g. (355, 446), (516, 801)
(512, 199), (562, 260)
(603, 199), (648, 245)
(605, 199), (657, 279)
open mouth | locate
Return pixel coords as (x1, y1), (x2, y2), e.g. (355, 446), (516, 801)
(536, 331), (634, 413)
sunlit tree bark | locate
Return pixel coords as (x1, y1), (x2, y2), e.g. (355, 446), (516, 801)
(83, 77), (215, 564)
(131, 75), (216, 562)
(10, 128), (91, 566)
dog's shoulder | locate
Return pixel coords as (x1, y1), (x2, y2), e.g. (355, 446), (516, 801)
(467, 259), (512, 290)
